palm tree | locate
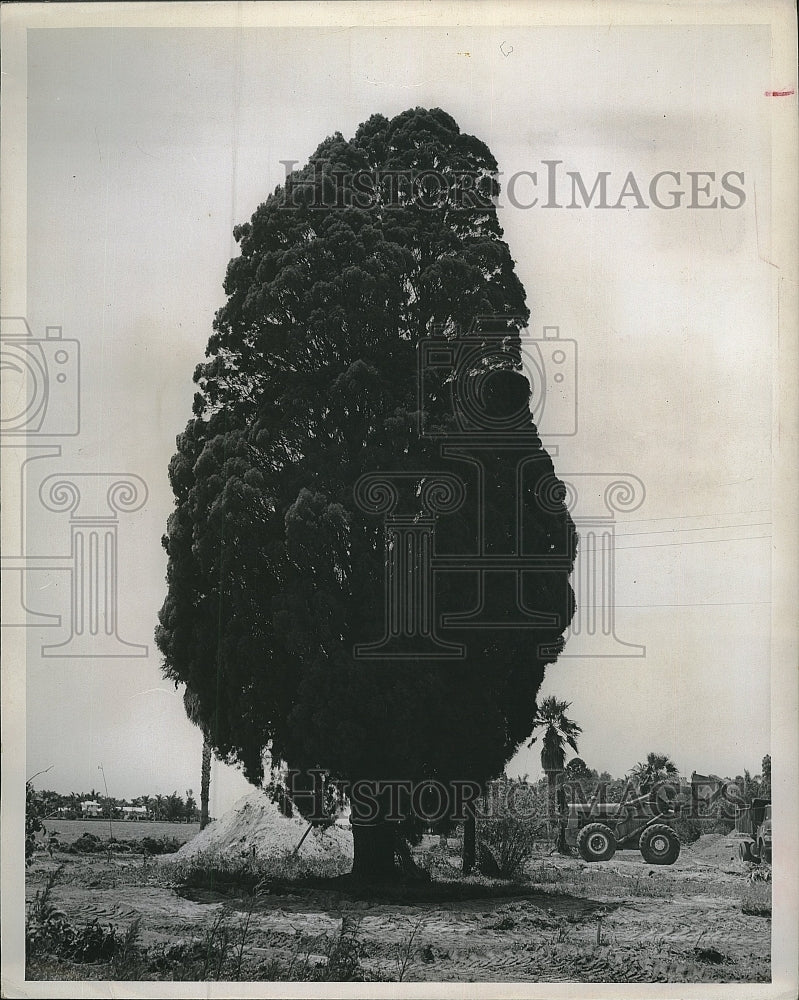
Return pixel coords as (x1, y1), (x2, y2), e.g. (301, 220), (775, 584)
(183, 687), (212, 830)
(528, 696), (582, 850)
(630, 751), (678, 793)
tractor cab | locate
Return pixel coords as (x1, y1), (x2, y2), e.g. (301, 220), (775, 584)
(735, 797), (772, 864)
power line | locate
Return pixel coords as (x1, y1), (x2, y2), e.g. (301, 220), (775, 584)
(616, 522), (771, 538)
(607, 510), (770, 524)
(612, 601), (770, 608)
(615, 535), (770, 550)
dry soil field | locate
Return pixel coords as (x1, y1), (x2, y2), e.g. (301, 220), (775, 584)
(25, 830), (771, 984)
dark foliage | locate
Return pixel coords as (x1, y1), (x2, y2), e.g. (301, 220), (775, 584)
(26, 782), (47, 866)
(26, 871), (118, 964)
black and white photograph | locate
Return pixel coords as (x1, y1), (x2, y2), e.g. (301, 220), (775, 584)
(1, 2), (797, 996)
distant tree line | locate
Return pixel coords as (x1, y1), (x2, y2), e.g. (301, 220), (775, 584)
(29, 788), (202, 823)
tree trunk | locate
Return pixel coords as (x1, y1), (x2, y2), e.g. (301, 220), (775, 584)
(200, 734), (211, 831)
(547, 770), (568, 853)
(350, 820), (399, 882)
(462, 806), (476, 874)
(547, 771), (557, 848)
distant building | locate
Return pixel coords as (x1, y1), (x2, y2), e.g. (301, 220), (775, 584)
(122, 805), (148, 820)
(80, 800), (102, 817)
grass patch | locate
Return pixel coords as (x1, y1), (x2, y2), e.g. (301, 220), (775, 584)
(741, 883), (771, 917)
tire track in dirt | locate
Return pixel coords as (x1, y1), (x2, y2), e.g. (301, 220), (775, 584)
(26, 842), (770, 984)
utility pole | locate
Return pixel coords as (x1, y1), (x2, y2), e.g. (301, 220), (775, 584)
(98, 764), (114, 841)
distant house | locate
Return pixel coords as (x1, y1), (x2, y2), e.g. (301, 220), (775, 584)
(121, 805), (148, 820)
(80, 800), (102, 817)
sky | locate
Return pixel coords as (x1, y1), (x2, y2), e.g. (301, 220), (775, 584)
(11, 19), (777, 813)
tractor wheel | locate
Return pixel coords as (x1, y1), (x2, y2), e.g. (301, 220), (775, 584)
(639, 824), (680, 865)
(576, 823), (617, 862)
(739, 841), (754, 863)
(758, 840), (772, 865)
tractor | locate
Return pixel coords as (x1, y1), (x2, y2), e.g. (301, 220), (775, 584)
(562, 789), (681, 864)
(735, 798), (771, 864)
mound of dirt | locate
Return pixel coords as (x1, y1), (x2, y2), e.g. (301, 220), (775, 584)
(683, 834), (742, 866)
(164, 791), (353, 867)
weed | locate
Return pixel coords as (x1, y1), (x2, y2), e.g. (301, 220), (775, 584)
(491, 915), (516, 931)
(110, 919), (144, 979)
(694, 945), (728, 965)
(395, 914), (424, 981)
(553, 920), (573, 943)
(234, 898), (255, 979)
(26, 871), (119, 966)
(322, 915), (365, 981)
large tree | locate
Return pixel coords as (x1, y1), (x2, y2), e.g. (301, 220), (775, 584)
(156, 108), (577, 881)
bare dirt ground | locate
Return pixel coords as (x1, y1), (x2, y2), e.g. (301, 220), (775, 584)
(25, 832), (770, 984)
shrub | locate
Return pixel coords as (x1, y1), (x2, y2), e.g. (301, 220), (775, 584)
(671, 816), (702, 845)
(69, 833), (103, 854)
(25, 782), (47, 865)
(140, 835), (182, 855)
(476, 817), (538, 878)
(26, 869), (118, 964)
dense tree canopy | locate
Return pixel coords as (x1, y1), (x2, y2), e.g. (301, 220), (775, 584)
(156, 108), (577, 878)
(630, 752), (679, 793)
